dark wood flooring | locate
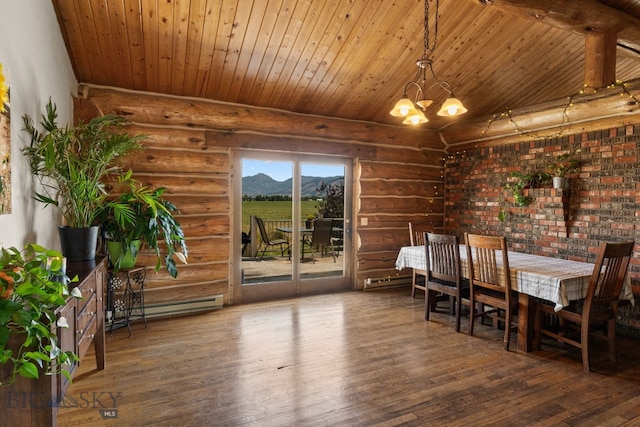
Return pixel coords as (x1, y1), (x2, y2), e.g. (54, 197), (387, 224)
(57, 288), (640, 426)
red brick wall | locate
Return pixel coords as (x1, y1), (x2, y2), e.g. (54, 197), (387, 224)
(444, 126), (640, 292)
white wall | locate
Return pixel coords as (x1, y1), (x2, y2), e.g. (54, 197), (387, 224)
(0, 0), (76, 249)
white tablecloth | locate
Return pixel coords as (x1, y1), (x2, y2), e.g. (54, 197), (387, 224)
(396, 245), (634, 312)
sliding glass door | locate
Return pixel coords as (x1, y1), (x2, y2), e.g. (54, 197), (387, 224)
(298, 162), (345, 283)
(235, 151), (351, 302)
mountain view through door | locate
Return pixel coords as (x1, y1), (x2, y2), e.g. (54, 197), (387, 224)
(239, 154), (350, 300)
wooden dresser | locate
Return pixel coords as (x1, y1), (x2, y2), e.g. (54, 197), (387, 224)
(3, 256), (107, 427)
(59, 256), (107, 392)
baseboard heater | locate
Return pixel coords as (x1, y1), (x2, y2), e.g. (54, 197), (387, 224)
(364, 275), (412, 291)
(144, 295), (224, 319)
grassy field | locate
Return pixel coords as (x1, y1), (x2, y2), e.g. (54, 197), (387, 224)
(242, 200), (318, 231)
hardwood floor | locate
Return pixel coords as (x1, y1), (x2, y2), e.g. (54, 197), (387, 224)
(57, 288), (640, 426)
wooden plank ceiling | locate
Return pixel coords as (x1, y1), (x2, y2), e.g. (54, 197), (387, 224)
(52, 0), (640, 130)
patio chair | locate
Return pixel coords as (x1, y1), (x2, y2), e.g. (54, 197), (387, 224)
(465, 233), (518, 351)
(302, 218), (338, 263)
(330, 219), (344, 256)
(425, 232), (469, 332)
(534, 241), (634, 372)
(255, 217), (288, 261)
(242, 231), (251, 255)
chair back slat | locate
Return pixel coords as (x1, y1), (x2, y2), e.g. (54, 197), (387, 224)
(409, 222), (430, 246)
(588, 241), (634, 306)
(426, 232), (460, 285)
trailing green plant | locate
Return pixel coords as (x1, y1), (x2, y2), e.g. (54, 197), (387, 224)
(499, 170), (553, 222)
(96, 172), (188, 278)
(497, 208), (508, 223)
(547, 152), (581, 177)
(21, 100), (145, 228)
(0, 244), (80, 386)
(504, 172), (533, 208)
(530, 170), (553, 187)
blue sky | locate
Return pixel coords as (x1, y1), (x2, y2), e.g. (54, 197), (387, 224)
(242, 159), (344, 182)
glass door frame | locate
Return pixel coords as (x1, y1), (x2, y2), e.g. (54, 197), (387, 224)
(232, 149), (353, 303)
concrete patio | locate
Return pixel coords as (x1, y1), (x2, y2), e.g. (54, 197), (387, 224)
(242, 252), (344, 283)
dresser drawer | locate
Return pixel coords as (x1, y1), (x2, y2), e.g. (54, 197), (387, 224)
(76, 273), (97, 314)
(77, 314), (97, 360)
(77, 290), (97, 333)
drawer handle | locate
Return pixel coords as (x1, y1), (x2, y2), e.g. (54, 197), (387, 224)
(77, 329), (84, 334)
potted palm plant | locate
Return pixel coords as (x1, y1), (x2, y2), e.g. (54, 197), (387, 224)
(22, 100), (145, 261)
(0, 244), (81, 386)
(97, 173), (188, 278)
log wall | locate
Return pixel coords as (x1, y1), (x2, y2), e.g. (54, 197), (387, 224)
(78, 85), (445, 306)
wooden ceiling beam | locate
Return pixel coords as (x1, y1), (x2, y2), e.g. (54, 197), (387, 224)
(477, 0), (640, 55)
(584, 29), (617, 88)
(440, 76), (640, 148)
(478, 0), (636, 33)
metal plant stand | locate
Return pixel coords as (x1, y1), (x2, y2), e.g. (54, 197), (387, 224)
(106, 266), (147, 337)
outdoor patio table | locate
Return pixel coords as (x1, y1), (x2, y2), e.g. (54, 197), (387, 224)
(277, 226), (313, 259)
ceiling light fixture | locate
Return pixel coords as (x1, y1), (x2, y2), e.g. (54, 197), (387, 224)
(390, 0), (467, 125)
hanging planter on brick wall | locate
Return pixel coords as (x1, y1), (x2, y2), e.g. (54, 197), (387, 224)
(552, 176), (567, 189)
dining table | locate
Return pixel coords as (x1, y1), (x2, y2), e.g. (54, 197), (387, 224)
(396, 244), (635, 352)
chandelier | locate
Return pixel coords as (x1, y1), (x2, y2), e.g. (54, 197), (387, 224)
(389, 0), (467, 125)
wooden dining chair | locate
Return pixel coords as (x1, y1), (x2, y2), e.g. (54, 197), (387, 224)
(424, 232), (469, 332)
(408, 222), (430, 298)
(465, 233), (517, 350)
(533, 241), (634, 372)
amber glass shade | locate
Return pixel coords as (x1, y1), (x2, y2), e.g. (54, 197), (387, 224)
(436, 97), (468, 116)
(389, 96), (417, 117)
(402, 110), (428, 124)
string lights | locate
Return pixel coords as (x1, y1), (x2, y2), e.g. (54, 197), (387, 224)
(481, 80), (639, 140)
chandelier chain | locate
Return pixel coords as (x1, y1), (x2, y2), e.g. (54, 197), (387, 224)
(424, 0), (439, 55)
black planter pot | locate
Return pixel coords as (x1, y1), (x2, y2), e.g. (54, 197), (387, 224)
(58, 225), (99, 262)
